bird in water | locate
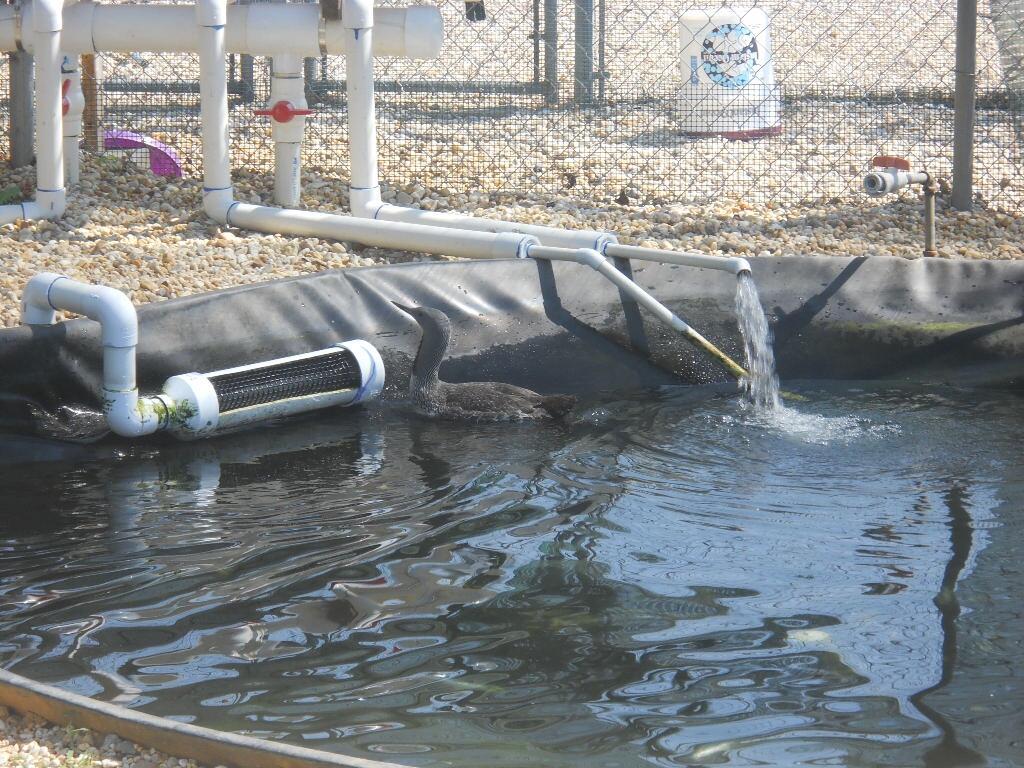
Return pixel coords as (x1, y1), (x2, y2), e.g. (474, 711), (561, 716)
(393, 303), (575, 422)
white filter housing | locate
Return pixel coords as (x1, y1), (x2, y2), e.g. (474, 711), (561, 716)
(678, 6), (781, 139)
(162, 340), (385, 439)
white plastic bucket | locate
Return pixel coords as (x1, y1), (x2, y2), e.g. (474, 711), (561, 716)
(678, 6), (782, 139)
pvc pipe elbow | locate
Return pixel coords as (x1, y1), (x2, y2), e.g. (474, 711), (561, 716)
(90, 286), (139, 348)
(21, 272), (65, 325)
(104, 389), (167, 438)
(350, 187), (384, 218)
(203, 188), (235, 224)
(30, 188), (67, 219)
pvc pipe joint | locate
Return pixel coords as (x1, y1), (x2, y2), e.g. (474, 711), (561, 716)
(342, 0), (374, 29)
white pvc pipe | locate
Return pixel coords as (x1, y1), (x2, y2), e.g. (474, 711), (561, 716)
(527, 245), (748, 378)
(337, 0), (614, 252)
(8, 2), (442, 59)
(345, 0), (383, 217)
(21, 273), (168, 437)
(604, 243), (751, 275)
(197, 0), (233, 222)
(193, 0), (535, 260)
(228, 204), (535, 260)
(374, 204), (616, 250)
(268, 54), (306, 208)
(0, 0), (66, 224)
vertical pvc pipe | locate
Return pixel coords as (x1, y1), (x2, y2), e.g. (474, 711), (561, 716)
(573, 0), (594, 105)
(8, 52), (35, 168)
(33, 18), (65, 217)
(269, 54), (306, 208)
(952, 0), (978, 212)
(196, 0), (234, 221)
(543, 0), (558, 104)
(346, 22), (382, 215)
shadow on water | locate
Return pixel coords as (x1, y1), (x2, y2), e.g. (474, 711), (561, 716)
(910, 481), (984, 768)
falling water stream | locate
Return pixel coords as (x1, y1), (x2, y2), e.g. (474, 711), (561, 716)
(734, 272), (782, 410)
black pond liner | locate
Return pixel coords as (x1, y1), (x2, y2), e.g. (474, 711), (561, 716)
(1, 255), (1022, 445)
(0, 254), (1021, 765)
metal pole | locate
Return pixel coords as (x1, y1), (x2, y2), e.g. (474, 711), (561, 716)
(573, 0), (594, 104)
(239, 54), (256, 104)
(8, 52), (34, 168)
(543, 0), (558, 104)
(597, 0), (605, 103)
(952, 0), (978, 211)
(81, 54), (101, 153)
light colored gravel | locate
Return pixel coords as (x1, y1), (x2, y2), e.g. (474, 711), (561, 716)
(0, 705), (208, 768)
(2, 155), (1023, 329)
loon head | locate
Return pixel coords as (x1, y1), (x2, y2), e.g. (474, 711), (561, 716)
(393, 302), (453, 392)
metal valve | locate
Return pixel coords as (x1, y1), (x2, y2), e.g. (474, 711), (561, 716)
(254, 101), (314, 123)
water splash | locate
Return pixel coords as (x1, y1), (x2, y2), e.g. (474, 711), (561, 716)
(735, 272), (781, 410)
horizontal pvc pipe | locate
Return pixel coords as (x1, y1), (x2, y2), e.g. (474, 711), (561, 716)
(229, 203), (537, 260)
(373, 204), (616, 250)
(0, 668), (405, 768)
(528, 246), (748, 379)
(604, 243), (751, 275)
(10, 2), (442, 59)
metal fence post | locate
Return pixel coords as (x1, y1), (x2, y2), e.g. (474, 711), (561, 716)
(8, 52), (34, 168)
(952, 0), (978, 211)
(544, 0), (559, 104)
(574, 0), (594, 105)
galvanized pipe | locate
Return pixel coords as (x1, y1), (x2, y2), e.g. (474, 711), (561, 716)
(952, 0), (978, 211)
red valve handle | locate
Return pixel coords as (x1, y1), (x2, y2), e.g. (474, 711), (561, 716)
(61, 78), (70, 117)
(254, 101), (314, 123)
(871, 155), (910, 171)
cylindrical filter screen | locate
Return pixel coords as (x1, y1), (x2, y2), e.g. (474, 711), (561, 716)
(161, 339), (385, 439)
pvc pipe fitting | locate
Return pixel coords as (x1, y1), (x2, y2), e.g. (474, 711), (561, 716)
(863, 168), (929, 197)
(196, 0), (226, 28)
(31, 0), (61, 33)
(342, 0), (374, 29)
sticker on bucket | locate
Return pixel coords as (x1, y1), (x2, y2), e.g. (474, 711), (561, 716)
(701, 23), (758, 88)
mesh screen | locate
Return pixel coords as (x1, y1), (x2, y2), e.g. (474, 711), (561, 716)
(1, 0), (1023, 211)
(209, 348), (362, 413)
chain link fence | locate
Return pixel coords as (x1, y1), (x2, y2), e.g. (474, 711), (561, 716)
(3, 0), (1024, 211)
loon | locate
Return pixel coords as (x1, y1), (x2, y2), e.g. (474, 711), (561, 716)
(394, 303), (576, 422)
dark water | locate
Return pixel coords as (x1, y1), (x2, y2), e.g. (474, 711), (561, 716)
(0, 383), (1021, 767)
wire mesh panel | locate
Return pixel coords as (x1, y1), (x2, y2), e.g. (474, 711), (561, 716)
(0, 0), (1022, 212)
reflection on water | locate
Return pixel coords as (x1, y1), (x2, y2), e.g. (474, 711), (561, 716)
(0, 383), (1021, 767)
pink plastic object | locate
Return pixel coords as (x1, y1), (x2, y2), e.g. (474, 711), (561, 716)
(254, 101), (314, 123)
(103, 130), (183, 178)
(61, 79), (70, 117)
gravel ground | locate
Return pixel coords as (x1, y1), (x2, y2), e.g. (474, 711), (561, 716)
(0, 705), (205, 768)
(2, 155), (1023, 329)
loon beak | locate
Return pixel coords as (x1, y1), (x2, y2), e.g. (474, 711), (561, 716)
(392, 301), (415, 314)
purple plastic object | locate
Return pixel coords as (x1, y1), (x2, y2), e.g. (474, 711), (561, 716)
(103, 130), (183, 178)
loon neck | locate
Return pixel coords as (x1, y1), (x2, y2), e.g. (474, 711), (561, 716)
(410, 311), (452, 395)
